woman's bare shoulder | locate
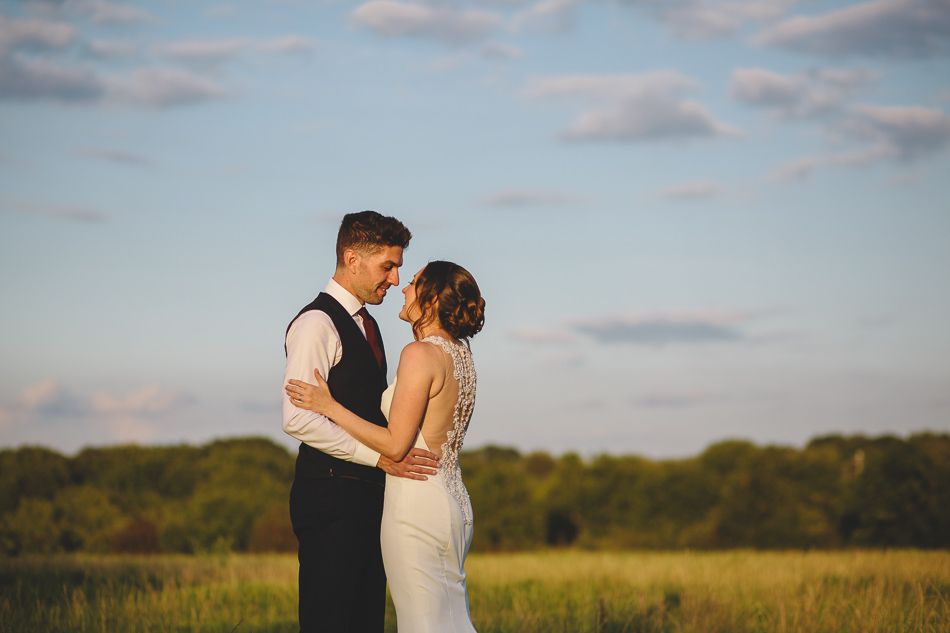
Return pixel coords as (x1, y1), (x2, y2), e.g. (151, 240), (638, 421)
(398, 340), (445, 367)
(395, 341), (446, 392)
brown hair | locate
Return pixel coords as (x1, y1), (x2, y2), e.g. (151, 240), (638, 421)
(411, 261), (485, 341)
(335, 211), (412, 268)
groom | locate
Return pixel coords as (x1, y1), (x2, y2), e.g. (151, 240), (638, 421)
(283, 211), (439, 633)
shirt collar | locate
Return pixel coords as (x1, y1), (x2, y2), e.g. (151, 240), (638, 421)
(324, 278), (364, 317)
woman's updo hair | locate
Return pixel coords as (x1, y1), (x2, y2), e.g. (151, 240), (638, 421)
(412, 261), (485, 341)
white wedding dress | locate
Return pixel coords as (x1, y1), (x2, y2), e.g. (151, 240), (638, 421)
(379, 336), (477, 633)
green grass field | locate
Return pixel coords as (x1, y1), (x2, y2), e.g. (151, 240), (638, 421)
(1, 550), (948, 632)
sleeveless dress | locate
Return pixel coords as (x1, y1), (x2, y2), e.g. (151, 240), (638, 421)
(379, 336), (477, 633)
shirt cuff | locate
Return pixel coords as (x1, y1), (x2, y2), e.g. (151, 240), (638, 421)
(352, 442), (382, 468)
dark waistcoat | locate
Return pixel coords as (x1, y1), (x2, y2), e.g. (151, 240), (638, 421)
(285, 292), (388, 484)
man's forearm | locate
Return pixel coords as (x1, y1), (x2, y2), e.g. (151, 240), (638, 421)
(282, 402), (381, 466)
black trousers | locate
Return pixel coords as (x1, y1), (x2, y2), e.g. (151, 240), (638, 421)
(289, 477), (386, 633)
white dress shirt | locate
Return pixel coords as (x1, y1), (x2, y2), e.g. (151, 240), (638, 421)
(282, 278), (382, 467)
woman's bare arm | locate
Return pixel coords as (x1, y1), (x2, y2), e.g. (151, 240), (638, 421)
(286, 341), (442, 461)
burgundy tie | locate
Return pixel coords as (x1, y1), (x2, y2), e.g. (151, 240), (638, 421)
(356, 307), (384, 369)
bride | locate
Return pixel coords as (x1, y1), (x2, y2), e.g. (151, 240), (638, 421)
(286, 260), (485, 633)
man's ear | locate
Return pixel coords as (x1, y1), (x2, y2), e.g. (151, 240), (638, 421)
(342, 248), (361, 273)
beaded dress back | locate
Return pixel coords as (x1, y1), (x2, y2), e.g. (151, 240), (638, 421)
(421, 335), (476, 525)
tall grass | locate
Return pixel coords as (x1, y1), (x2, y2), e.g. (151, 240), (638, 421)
(1, 551), (947, 632)
(0, 554), (298, 632)
(468, 550), (950, 632)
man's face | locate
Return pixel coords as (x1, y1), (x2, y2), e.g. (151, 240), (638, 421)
(352, 245), (403, 305)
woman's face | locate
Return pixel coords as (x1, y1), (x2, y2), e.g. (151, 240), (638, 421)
(399, 267), (426, 323)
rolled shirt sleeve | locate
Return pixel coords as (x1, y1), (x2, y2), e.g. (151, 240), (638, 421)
(282, 309), (382, 468)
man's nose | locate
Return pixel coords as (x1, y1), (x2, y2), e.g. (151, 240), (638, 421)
(390, 268), (400, 287)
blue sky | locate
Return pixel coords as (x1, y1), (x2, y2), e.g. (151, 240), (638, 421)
(1, 0), (948, 458)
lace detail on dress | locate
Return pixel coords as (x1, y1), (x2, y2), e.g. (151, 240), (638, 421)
(421, 335), (476, 526)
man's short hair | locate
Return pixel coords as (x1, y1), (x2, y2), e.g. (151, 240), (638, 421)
(336, 210), (412, 268)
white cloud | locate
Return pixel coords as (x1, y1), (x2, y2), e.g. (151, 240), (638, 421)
(731, 67), (877, 118)
(842, 104), (950, 160)
(23, 0), (159, 25)
(658, 2), (747, 40)
(524, 71), (740, 142)
(654, 180), (724, 200)
(513, 308), (778, 347)
(610, 0), (799, 41)
(1, 14), (302, 107)
(511, 0), (792, 39)
(90, 385), (193, 415)
(0, 15), (76, 51)
(0, 16), (97, 102)
(511, 0), (587, 33)
(480, 41), (522, 60)
(1, 381), (194, 425)
(523, 72), (683, 100)
(569, 308), (784, 346)
(259, 35), (314, 54)
(154, 38), (250, 64)
(84, 38), (138, 59)
(76, 0), (159, 25)
(0, 56), (104, 101)
(481, 188), (582, 206)
(768, 146), (891, 181)
(107, 67), (229, 108)
(0, 19), (224, 108)
(0, 382), (192, 446)
(98, 415), (159, 443)
(768, 154), (824, 181)
(17, 381), (85, 415)
(350, 1), (502, 45)
(0, 57), (227, 107)
(756, 0), (950, 59)
(154, 36), (314, 68)
(738, 65), (950, 181)
(572, 311), (745, 345)
(1, 199), (108, 221)
(770, 103), (950, 181)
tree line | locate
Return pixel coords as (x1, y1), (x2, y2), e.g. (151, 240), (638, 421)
(2, 433), (948, 556)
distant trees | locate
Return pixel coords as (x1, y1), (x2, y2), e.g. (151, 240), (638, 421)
(461, 433), (950, 551)
(839, 435), (950, 548)
(0, 437), (295, 556)
(1, 433), (948, 556)
(113, 518), (160, 554)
